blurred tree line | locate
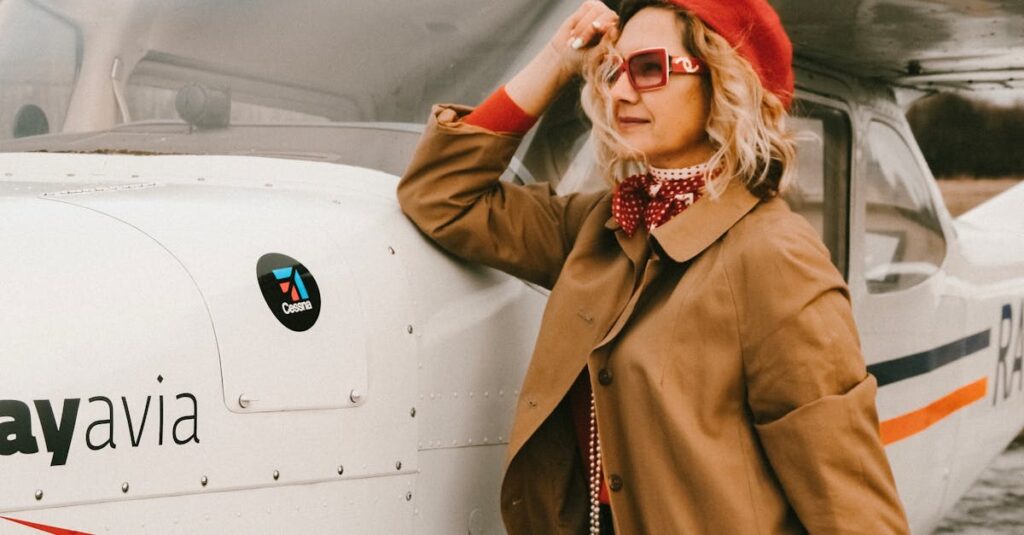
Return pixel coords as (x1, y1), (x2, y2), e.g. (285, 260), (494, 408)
(907, 93), (1024, 178)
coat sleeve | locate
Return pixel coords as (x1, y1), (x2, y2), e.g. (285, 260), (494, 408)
(397, 104), (606, 289)
(727, 212), (910, 534)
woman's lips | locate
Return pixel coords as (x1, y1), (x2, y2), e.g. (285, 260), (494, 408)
(617, 116), (649, 129)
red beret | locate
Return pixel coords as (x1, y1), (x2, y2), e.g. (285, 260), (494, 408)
(666, 0), (794, 108)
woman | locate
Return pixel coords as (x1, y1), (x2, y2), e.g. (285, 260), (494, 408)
(398, 1), (910, 533)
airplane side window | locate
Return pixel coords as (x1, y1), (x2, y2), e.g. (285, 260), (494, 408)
(862, 121), (945, 293)
(0, 0), (81, 140)
(786, 100), (852, 276)
(505, 81), (599, 194)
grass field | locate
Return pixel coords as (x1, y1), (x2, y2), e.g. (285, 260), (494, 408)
(935, 177), (1022, 217)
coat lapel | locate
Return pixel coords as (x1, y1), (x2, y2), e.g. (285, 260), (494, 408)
(649, 180), (762, 263)
(603, 180), (761, 265)
(604, 215), (648, 269)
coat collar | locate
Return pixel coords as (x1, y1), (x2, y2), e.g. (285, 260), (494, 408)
(604, 180), (761, 263)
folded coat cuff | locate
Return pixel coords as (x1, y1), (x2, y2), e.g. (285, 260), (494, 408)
(429, 104), (529, 140)
(754, 374), (909, 533)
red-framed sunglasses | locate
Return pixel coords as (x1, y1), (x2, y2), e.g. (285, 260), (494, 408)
(608, 47), (706, 92)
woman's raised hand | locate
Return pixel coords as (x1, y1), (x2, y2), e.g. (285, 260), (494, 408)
(549, 1), (620, 78)
(505, 1), (618, 118)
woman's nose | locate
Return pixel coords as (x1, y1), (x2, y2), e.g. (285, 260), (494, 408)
(609, 73), (639, 104)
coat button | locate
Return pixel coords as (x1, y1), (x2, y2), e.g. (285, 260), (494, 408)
(609, 474), (623, 492)
(598, 368), (613, 385)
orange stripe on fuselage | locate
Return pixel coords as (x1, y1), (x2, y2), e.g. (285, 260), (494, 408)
(880, 377), (988, 445)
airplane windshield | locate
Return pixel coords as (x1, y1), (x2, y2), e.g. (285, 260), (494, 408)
(0, 0), (82, 140)
(0, 0), (571, 145)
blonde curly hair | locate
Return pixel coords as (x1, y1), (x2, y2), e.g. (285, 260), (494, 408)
(579, 1), (796, 198)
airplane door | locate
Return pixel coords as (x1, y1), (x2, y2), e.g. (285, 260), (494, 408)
(785, 96), (853, 277)
(850, 117), (968, 531)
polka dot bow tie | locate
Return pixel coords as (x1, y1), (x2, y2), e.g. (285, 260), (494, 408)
(611, 171), (707, 237)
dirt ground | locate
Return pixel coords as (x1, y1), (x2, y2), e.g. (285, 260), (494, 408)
(935, 177), (1022, 217)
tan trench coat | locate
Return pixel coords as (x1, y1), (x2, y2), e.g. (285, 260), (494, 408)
(398, 105), (909, 534)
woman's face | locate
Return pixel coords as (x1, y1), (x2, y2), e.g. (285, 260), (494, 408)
(610, 7), (714, 168)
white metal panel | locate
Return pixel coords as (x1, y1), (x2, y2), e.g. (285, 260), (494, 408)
(410, 265), (545, 451)
(414, 446), (507, 535)
(0, 195), (222, 510)
(859, 284), (966, 533)
(1, 157), (418, 526)
(53, 182), (375, 413)
(2, 474), (416, 534)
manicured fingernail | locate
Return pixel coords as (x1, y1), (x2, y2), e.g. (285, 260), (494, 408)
(571, 37), (584, 50)
(592, 20), (603, 29)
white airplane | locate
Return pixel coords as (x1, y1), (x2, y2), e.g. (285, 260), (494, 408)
(1, 0), (1022, 533)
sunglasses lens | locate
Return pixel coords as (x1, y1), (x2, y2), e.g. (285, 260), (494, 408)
(628, 51), (666, 89)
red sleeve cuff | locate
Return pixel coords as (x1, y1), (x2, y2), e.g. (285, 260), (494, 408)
(463, 86), (538, 134)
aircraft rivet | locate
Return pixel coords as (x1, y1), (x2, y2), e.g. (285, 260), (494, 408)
(410, 407), (416, 417)
(34, 489), (43, 501)
(350, 390), (363, 403)
(201, 476), (208, 487)
(396, 461), (403, 470)
(387, 246), (396, 255)
(273, 470), (280, 481)
(337, 465), (344, 475)
(121, 482), (130, 493)
(405, 491), (413, 501)
(407, 325), (414, 334)
(238, 394), (251, 408)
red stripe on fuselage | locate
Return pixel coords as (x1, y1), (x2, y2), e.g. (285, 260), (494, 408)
(0, 516), (93, 535)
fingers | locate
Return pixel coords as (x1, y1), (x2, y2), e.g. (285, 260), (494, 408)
(545, 0), (619, 79)
(586, 16), (620, 47)
(567, 1), (619, 50)
(554, 1), (594, 44)
(598, 16), (621, 44)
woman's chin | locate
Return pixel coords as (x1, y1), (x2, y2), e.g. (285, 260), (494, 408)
(616, 132), (652, 153)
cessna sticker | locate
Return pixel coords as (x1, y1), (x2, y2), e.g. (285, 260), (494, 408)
(257, 253), (321, 331)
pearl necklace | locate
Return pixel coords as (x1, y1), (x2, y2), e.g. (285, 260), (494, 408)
(588, 390), (603, 534)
